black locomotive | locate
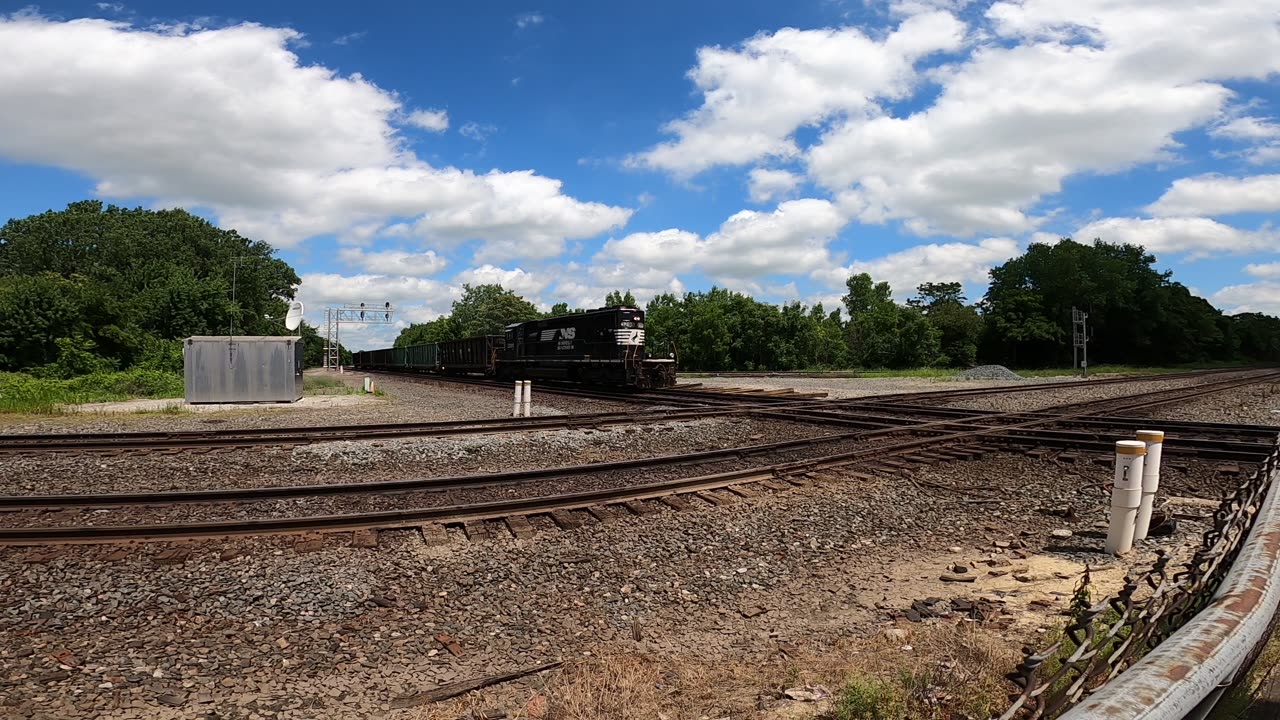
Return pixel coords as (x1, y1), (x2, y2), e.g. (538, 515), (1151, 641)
(351, 307), (677, 389)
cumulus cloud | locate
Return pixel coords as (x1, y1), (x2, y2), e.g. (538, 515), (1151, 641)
(0, 13), (630, 254)
(628, 11), (966, 176)
(1246, 263), (1280, 279)
(454, 264), (551, 298)
(338, 248), (447, 276)
(405, 109), (449, 132)
(747, 168), (802, 203)
(1076, 217), (1278, 258)
(1147, 174), (1280, 217)
(636, 0), (1280, 238)
(1211, 282), (1280, 316)
(597, 199), (851, 287)
(811, 238), (1019, 298)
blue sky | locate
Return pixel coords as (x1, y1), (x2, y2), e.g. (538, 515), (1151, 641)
(1, 0), (1278, 348)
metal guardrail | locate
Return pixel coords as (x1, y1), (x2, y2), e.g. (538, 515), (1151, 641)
(998, 442), (1280, 719)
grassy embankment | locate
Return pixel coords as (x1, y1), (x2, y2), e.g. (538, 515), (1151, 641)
(0, 370), (185, 414)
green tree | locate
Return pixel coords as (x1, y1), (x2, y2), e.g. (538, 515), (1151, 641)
(447, 284), (542, 338)
(911, 282), (981, 367)
(843, 273), (941, 368)
(604, 289), (638, 308)
(0, 201), (299, 373)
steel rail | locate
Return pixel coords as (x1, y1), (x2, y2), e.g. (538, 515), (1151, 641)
(8, 372), (1279, 543)
(7, 370), (1275, 457)
(1057, 458), (1280, 720)
(4, 372), (1276, 511)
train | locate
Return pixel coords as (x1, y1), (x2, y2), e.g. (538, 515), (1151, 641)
(350, 306), (678, 389)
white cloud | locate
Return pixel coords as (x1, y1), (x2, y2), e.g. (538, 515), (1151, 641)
(515, 12), (544, 29)
(1246, 263), (1280, 279)
(1212, 116), (1280, 141)
(0, 14), (630, 256)
(1211, 282), (1280, 316)
(1147, 174), (1280, 217)
(552, 278), (686, 311)
(747, 168), (802, 203)
(1076, 217), (1278, 258)
(598, 198), (851, 283)
(332, 31), (366, 46)
(635, 0), (1280, 238)
(453, 264), (551, 298)
(405, 108), (449, 133)
(460, 122), (496, 142)
(811, 237), (1018, 298)
(629, 11), (966, 176)
(338, 248), (447, 276)
(1210, 115), (1280, 165)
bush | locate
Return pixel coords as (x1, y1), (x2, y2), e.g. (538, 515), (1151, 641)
(0, 369), (184, 413)
(833, 678), (905, 720)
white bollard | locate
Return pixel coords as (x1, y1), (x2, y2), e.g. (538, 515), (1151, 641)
(1105, 440), (1147, 555)
(521, 380), (531, 417)
(1134, 430), (1165, 540)
(363, 377), (372, 393)
(513, 381), (522, 417)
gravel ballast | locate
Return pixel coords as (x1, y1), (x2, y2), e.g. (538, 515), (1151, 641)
(0, 372), (633, 436)
(0, 417), (827, 496)
(0, 452), (1248, 719)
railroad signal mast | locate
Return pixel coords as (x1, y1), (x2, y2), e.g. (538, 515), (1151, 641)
(1072, 307), (1089, 378)
(324, 302), (394, 370)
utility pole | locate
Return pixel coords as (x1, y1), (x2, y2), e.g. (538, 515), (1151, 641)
(1072, 307), (1089, 378)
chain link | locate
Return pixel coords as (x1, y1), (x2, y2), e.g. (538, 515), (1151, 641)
(997, 444), (1279, 719)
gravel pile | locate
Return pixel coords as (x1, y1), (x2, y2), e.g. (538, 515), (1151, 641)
(0, 417), (826, 496)
(955, 365), (1025, 381)
(0, 452), (1231, 719)
(0, 373), (632, 436)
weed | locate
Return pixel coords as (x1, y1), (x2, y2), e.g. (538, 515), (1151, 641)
(833, 677), (904, 720)
(0, 370), (183, 414)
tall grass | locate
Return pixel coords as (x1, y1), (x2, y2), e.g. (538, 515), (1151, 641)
(0, 369), (184, 414)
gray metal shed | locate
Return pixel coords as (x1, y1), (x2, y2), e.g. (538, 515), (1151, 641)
(184, 336), (304, 403)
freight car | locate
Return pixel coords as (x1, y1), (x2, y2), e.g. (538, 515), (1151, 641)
(350, 307), (676, 389)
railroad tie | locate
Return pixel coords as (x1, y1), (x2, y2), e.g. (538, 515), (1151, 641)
(586, 505), (615, 523)
(419, 523), (451, 546)
(463, 520), (491, 541)
(350, 529), (379, 548)
(696, 490), (735, 506)
(505, 515), (537, 540)
(727, 483), (761, 498)
(661, 495), (693, 511)
(622, 500), (656, 515)
(758, 479), (792, 492)
(549, 510), (584, 530)
(294, 535), (325, 553)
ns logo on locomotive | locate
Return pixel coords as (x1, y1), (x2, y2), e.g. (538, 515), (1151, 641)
(351, 306), (677, 389)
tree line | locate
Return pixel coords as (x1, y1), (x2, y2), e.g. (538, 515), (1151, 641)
(0, 202), (332, 377)
(3, 203), (1275, 377)
(397, 240), (1280, 370)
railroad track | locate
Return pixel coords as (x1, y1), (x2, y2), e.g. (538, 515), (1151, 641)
(6, 371), (1277, 544)
(6, 369), (1276, 455)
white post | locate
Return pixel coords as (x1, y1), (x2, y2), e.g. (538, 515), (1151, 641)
(1134, 430), (1165, 540)
(363, 377), (371, 393)
(513, 381), (522, 418)
(1106, 440), (1147, 555)
(521, 380), (531, 417)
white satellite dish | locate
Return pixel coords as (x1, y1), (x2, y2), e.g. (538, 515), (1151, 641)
(284, 301), (305, 331)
